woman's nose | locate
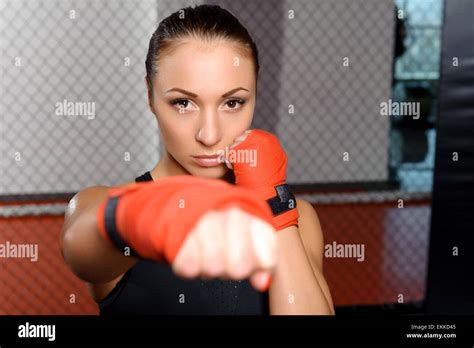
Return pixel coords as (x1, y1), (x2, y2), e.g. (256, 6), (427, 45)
(195, 112), (222, 146)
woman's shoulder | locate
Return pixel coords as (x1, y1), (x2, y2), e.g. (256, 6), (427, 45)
(295, 198), (319, 222)
(67, 180), (136, 210)
(62, 180), (137, 243)
(295, 198), (325, 270)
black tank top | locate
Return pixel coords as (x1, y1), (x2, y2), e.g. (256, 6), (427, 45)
(99, 172), (270, 315)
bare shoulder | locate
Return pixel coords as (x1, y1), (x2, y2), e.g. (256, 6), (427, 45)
(70, 181), (133, 207)
(63, 180), (135, 231)
(295, 198), (322, 230)
(295, 198), (325, 271)
(62, 186), (107, 235)
(66, 186), (110, 211)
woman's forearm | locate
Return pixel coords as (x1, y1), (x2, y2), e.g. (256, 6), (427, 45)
(268, 226), (333, 315)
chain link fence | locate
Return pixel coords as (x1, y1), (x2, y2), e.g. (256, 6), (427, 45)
(0, 0), (442, 314)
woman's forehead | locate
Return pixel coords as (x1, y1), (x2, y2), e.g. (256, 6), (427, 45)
(155, 40), (255, 95)
(159, 38), (253, 69)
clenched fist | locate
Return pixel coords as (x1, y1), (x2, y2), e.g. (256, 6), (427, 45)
(172, 206), (278, 292)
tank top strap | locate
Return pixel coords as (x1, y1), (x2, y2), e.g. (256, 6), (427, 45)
(135, 171), (153, 183)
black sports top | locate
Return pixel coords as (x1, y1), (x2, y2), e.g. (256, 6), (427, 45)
(99, 172), (270, 315)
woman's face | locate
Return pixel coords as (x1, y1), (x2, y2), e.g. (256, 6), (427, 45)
(148, 37), (256, 179)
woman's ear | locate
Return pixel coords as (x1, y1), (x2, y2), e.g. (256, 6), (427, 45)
(145, 76), (156, 115)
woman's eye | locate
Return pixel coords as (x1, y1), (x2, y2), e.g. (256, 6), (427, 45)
(224, 99), (245, 110)
(171, 99), (190, 110)
(170, 98), (245, 113)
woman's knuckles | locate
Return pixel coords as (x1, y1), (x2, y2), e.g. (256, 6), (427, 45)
(173, 207), (277, 281)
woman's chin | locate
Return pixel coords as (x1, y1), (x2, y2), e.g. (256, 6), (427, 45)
(189, 164), (228, 179)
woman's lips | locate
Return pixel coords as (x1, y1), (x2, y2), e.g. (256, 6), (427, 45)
(192, 155), (222, 167)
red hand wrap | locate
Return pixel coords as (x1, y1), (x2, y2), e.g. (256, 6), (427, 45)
(231, 129), (299, 231)
(96, 175), (275, 263)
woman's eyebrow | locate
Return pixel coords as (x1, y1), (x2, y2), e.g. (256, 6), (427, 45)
(221, 87), (249, 97)
(164, 87), (249, 98)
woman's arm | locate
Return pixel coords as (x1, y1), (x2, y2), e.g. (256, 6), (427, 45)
(60, 186), (139, 285)
(268, 199), (335, 315)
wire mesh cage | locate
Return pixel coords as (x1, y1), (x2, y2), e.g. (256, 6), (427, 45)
(0, 0), (443, 314)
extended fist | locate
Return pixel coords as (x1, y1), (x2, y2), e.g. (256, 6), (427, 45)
(172, 206), (278, 292)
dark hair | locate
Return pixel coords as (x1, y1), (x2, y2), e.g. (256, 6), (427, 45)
(145, 4), (259, 91)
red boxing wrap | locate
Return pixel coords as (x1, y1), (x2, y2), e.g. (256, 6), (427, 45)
(96, 175), (276, 263)
(230, 129), (299, 231)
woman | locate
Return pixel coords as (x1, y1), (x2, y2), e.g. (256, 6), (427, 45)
(60, 4), (334, 315)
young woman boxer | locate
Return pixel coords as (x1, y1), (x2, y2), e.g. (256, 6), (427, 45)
(60, 4), (334, 315)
